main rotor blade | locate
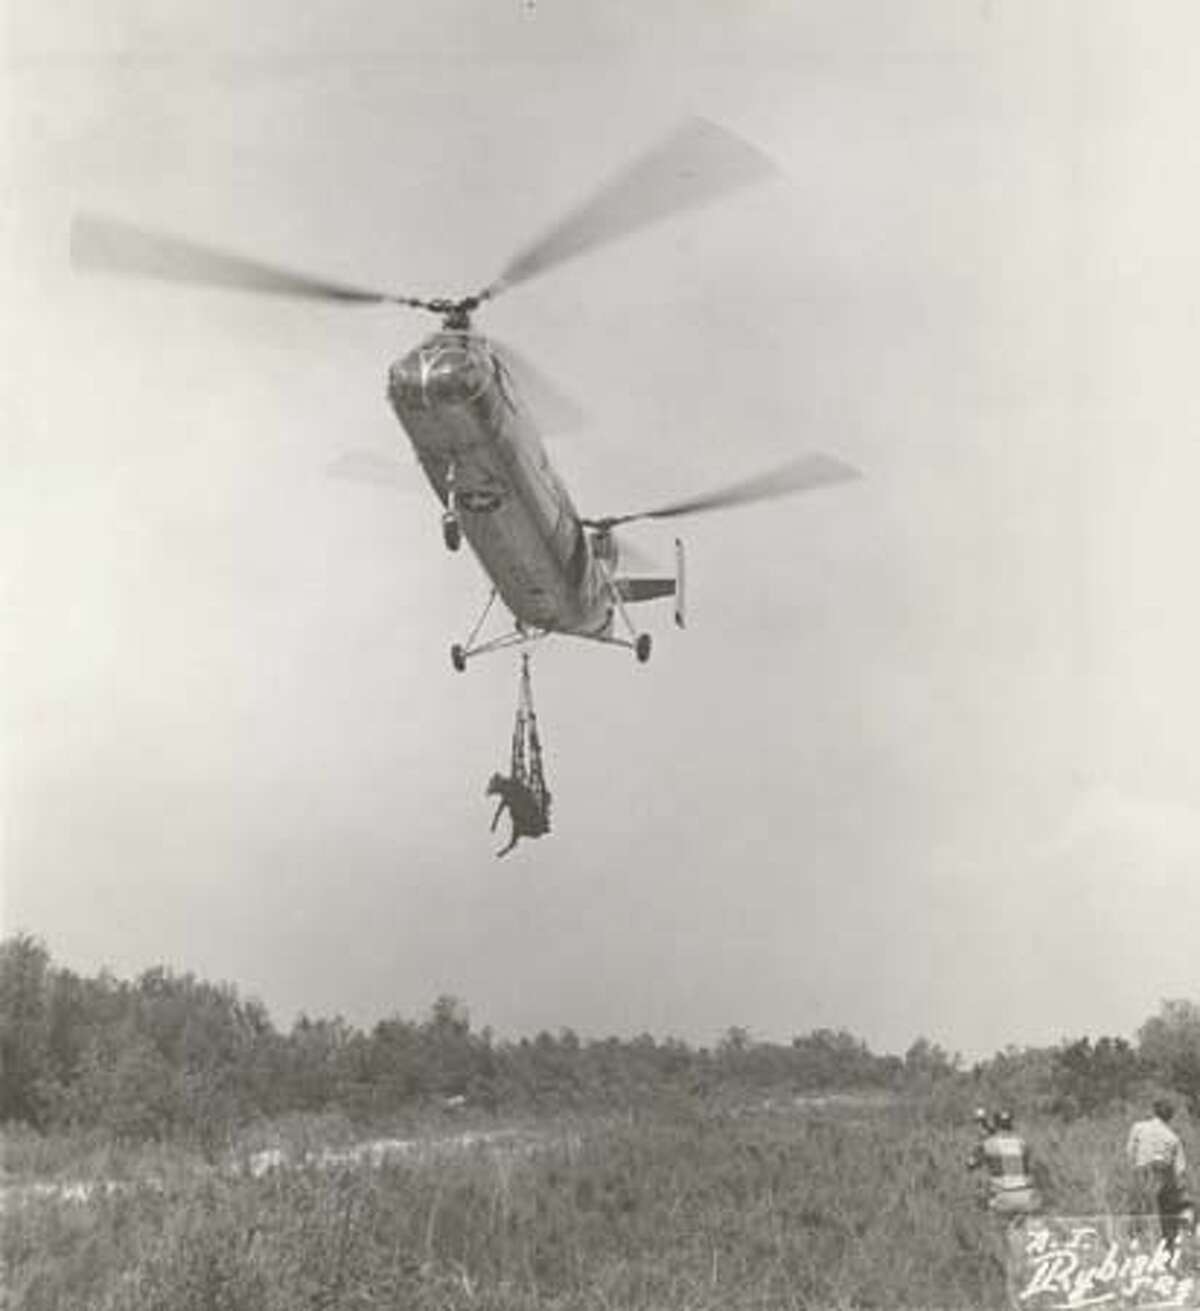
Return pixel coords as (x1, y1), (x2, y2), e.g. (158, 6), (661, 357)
(486, 117), (777, 299)
(490, 340), (586, 434)
(326, 450), (409, 488)
(595, 452), (861, 528)
(71, 213), (403, 305)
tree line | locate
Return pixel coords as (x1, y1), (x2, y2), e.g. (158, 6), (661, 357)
(2, 933), (1197, 1147)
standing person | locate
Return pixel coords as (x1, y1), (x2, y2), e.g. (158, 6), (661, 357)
(1127, 1098), (1189, 1252)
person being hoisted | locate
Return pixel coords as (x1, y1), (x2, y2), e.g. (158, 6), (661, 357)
(487, 654), (552, 858)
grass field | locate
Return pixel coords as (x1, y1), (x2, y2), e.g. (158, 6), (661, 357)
(3, 1100), (1192, 1310)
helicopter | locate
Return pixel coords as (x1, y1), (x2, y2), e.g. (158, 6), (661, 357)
(71, 118), (860, 670)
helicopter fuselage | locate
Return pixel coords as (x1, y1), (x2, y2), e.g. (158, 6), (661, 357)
(387, 330), (613, 637)
(70, 121), (858, 670)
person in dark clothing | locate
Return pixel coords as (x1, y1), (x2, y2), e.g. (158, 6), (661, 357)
(486, 772), (548, 858)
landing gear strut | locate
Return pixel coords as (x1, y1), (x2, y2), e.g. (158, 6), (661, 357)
(590, 555), (654, 665)
(449, 590), (547, 672)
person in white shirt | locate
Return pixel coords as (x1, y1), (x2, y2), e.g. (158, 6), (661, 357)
(1127, 1098), (1190, 1252)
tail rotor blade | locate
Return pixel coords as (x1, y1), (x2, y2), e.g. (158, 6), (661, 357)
(491, 340), (586, 434)
(486, 117), (777, 299)
(71, 213), (405, 305)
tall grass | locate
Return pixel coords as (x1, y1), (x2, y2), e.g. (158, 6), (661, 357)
(3, 1102), (1193, 1310)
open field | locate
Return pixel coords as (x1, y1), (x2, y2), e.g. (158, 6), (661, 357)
(6, 1099), (1190, 1311)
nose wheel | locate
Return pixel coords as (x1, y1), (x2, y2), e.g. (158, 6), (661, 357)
(442, 512), (462, 552)
(635, 633), (652, 664)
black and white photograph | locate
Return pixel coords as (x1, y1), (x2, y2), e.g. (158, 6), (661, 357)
(4, 3), (1199, 1307)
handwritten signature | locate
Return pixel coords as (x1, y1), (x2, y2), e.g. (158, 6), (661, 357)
(1017, 1224), (1196, 1308)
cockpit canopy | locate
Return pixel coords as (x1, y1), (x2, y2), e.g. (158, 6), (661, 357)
(388, 332), (494, 409)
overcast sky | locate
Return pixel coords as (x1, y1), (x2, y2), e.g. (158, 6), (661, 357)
(4, 1), (1199, 1061)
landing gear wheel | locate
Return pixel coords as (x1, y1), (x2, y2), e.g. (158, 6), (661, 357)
(450, 644), (467, 673)
(442, 513), (461, 552)
(635, 633), (652, 664)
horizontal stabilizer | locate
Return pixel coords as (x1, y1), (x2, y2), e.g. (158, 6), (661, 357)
(615, 577), (676, 604)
